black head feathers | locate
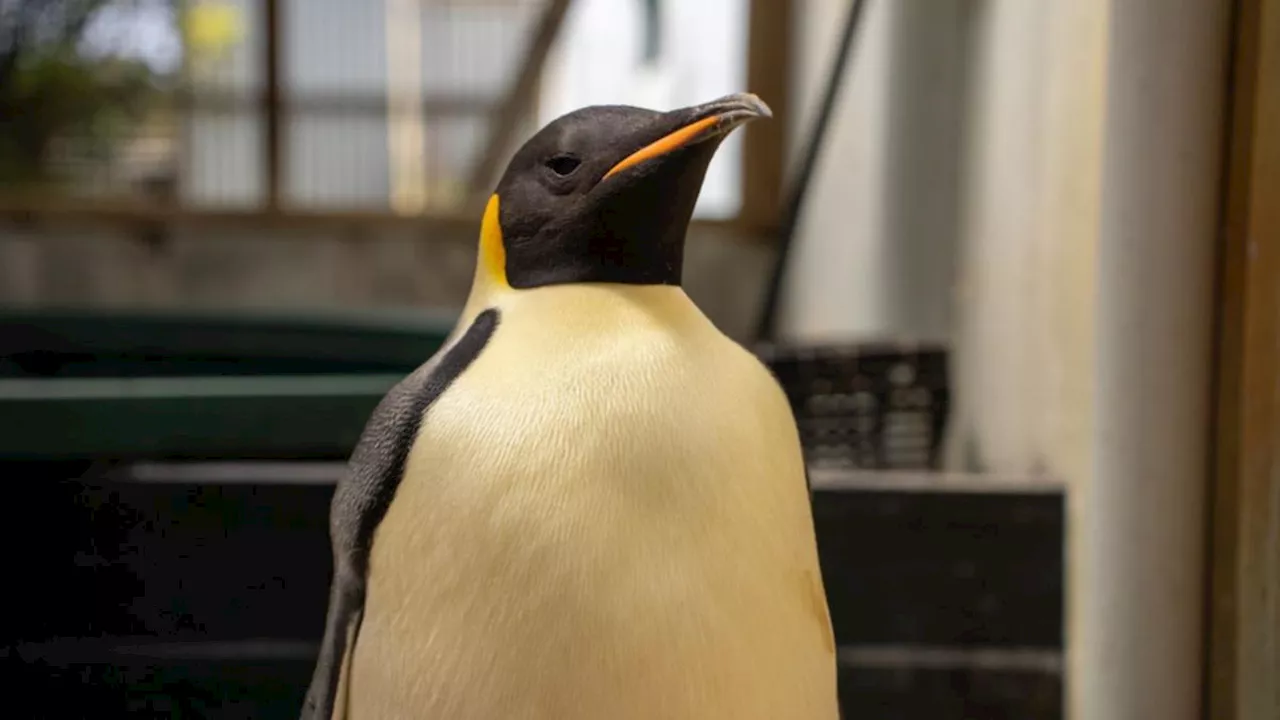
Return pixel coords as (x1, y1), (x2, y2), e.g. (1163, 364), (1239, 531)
(492, 93), (771, 288)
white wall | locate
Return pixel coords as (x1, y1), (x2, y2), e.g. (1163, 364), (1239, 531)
(776, 0), (891, 342)
(777, 0), (969, 344)
(1079, 1), (1227, 717)
(942, 2), (1227, 719)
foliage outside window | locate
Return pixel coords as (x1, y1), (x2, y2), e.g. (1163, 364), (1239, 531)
(0, 0), (170, 193)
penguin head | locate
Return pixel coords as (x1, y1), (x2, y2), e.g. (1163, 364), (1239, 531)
(482, 93), (771, 289)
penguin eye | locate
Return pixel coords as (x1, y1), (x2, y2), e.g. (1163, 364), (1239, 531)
(545, 154), (581, 177)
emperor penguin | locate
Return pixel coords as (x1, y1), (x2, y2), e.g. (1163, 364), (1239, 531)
(301, 93), (839, 720)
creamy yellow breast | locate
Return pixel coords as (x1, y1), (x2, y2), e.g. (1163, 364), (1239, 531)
(347, 283), (838, 720)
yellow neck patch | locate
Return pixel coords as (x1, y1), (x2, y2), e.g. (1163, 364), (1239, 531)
(479, 194), (508, 288)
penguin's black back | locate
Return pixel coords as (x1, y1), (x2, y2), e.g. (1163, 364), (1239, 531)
(300, 308), (500, 720)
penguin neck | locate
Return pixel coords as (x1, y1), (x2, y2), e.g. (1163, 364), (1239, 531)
(504, 282), (706, 337)
(453, 197), (513, 334)
(454, 195), (701, 337)
(501, 224), (688, 289)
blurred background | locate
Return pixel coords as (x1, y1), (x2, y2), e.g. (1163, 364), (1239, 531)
(0, 0), (1276, 719)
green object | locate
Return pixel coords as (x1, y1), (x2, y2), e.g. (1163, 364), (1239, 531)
(0, 308), (453, 460)
(0, 307), (455, 377)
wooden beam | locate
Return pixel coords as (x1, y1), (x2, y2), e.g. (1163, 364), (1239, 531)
(263, 0), (284, 211)
(174, 91), (494, 117)
(1208, 0), (1280, 716)
(0, 196), (768, 236)
(385, 0), (428, 214)
(741, 0), (792, 228)
(465, 0), (571, 203)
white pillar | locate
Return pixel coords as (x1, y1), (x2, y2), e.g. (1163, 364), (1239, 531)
(949, 4), (1226, 715)
(1033, 0), (1107, 509)
(1076, 2), (1230, 720)
(385, 0), (427, 213)
(947, 0), (1050, 472)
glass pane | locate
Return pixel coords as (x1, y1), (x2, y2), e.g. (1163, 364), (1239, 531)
(284, 0), (386, 96)
(184, 0), (264, 94)
(179, 0), (267, 206)
(275, 0), (542, 211)
(287, 113), (390, 208)
(181, 109), (265, 207)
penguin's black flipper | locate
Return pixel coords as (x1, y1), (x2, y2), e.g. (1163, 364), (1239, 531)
(300, 309), (500, 720)
(301, 567), (364, 720)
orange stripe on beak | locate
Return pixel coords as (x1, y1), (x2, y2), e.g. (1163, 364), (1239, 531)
(602, 115), (722, 180)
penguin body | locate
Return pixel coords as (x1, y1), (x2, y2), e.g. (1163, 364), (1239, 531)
(302, 94), (839, 720)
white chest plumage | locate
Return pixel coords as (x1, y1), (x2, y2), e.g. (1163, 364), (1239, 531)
(346, 284), (838, 720)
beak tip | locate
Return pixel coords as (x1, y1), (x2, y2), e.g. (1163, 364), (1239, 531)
(741, 93), (773, 119)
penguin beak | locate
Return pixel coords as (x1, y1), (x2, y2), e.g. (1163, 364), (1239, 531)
(600, 93), (772, 182)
